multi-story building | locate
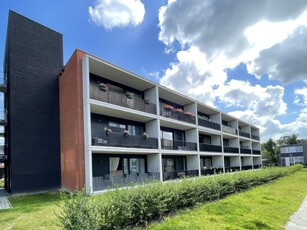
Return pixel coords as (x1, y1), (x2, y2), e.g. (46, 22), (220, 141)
(280, 144), (307, 166)
(2, 11), (261, 194)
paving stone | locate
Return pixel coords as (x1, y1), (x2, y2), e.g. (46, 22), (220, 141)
(286, 196), (307, 230)
(0, 197), (11, 210)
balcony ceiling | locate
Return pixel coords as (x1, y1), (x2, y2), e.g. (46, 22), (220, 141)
(197, 104), (219, 115)
(159, 87), (195, 106)
(89, 57), (155, 92)
(160, 118), (195, 131)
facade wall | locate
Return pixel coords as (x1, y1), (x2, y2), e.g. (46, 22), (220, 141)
(5, 11), (62, 194)
(59, 50), (86, 191)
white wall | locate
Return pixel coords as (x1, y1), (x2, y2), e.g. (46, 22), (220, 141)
(253, 157), (261, 165)
(212, 156), (223, 167)
(185, 128), (198, 143)
(184, 102), (197, 116)
(147, 153), (161, 173)
(211, 113), (221, 124)
(187, 155), (199, 171)
(240, 125), (250, 133)
(229, 120), (238, 130)
(211, 135), (221, 145)
(230, 156), (240, 167)
(242, 156), (252, 166)
(252, 142), (261, 150)
(144, 86), (158, 111)
(241, 140), (251, 148)
(146, 119), (159, 138)
(229, 138), (239, 147)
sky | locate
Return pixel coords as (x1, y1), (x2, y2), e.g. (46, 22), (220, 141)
(1, 0), (307, 142)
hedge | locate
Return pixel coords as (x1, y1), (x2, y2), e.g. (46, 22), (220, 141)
(57, 165), (303, 230)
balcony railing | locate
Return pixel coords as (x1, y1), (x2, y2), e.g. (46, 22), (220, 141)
(222, 125), (237, 135)
(93, 172), (160, 191)
(163, 170), (199, 181)
(90, 84), (157, 115)
(225, 166), (240, 172)
(240, 148), (251, 154)
(160, 107), (196, 124)
(223, 146), (239, 153)
(199, 143), (222, 152)
(239, 131), (250, 138)
(253, 165), (262, 169)
(241, 165), (253, 170)
(198, 119), (221, 130)
(161, 139), (197, 151)
(201, 167), (223, 175)
(251, 134), (260, 140)
(253, 150), (261, 155)
(92, 132), (158, 149)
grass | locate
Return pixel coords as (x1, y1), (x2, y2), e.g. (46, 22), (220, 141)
(146, 169), (307, 230)
(0, 193), (62, 230)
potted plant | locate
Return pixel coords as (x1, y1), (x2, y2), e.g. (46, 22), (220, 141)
(144, 98), (150, 104)
(142, 132), (149, 139)
(163, 104), (173, 109)
(184, 111), (193, 116)
(175, 108), (183, 113)
(104, 127), (112, 135)
(123, 130), (130, 137)
(99, 83), (108, 91)
(126, 93), (133, 99)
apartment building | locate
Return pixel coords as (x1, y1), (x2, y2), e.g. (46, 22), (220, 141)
(2, 11), (261, 194)
(280, 144), (307, 166)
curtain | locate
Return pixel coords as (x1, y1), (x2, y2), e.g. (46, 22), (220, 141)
(109, 157), (120, 171)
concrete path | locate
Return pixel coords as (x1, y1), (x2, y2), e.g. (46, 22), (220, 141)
(0, 189), (11, 210)
(286, 196), (307, 230)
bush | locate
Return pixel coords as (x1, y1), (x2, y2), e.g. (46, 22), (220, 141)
(58, 165), (303, 229)
(57, 189), (100, 230)
(0, 178), (4, 188)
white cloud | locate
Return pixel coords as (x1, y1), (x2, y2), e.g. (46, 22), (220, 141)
(89, 0), (145, 29)
(294, 87), (307, 106)
(157, 0), (307, 141)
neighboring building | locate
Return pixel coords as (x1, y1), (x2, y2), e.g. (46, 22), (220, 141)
(2, 11), (262, 194)
(280, 144), (307, 166)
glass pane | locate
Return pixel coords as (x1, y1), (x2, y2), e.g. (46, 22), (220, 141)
(129, 158), (140, 174)
(140, 158), (145, 173)
(123, 158), (128, 174)
(162, 131), (173, 140)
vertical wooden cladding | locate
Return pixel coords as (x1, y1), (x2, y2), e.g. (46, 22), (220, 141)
(59, 49), (86, 192)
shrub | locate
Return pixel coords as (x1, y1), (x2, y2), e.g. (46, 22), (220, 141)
(58, 165), (303, 229)
(57, 189), (100, 230)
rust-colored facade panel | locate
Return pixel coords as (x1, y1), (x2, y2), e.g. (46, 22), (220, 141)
(59, 49), (86, 192)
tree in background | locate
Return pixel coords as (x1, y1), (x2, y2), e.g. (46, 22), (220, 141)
(262, 133), (307, 165)
(261, 138), (279, 166)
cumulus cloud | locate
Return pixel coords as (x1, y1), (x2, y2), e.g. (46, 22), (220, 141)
(157, 0), (307, 141)
(294, 87), (307, 106)
(89, 0), (145, 29)
(248, 26), (307, 83)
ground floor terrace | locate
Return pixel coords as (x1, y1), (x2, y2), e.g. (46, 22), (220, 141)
(90, 151), (262, 193)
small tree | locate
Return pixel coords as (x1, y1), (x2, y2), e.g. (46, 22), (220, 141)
(277, 134), (300, 146)
(261, 138), (279, 166)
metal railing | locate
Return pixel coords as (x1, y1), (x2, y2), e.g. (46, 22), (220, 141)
(241, 165), (253, 170)
(251, 134), (260, 140)
(160, 107), (196, 124)
(163, 170), (199, 180)
(201, 167), (223, 175)
(252, 150), (261, 155)
(240, 148), (251, 154)
(239, 131), (250, 138)
(90, 84), (157, 115)
(223, 146), (239, 153)
(225, 166), (240, 172)
(161, 139), (197, 151)
(92, 132), (158, 149)
(198, 119), (221, 130)
(199, 143), (222, 152)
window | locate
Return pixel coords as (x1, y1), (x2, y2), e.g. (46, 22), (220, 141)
(109, 121), (125, 129)
(123, 158), (146, 174)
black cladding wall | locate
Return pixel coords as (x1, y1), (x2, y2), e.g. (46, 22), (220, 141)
(5, 11), (63, 194)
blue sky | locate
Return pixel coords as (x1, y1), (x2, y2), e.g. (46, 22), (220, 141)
(1, 0), (307, 142)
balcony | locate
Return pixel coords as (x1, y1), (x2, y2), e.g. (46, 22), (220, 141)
(223, 146), (239, 153)
(160, 107), (196, 124)
(253, 150), (261, 155)
(222, 125), (237, 135)
(201, 167), (223, 175)
(163, 170), (199, 180)
(239, 131), (250, 138)
(241, 165), (253, 170)
(198, 119), (221, 130)
(90, 84), (157, 115)
(92, 132), (158, 149)
(0, 108), (7, 126)
(251, 134), (260, 140)
(161, 139), (197, 151)
(225, 166), (240, 172)
(199, 143), (222, 153)
(253, 165), (262, 169)
(240, 148), (251, 154)
(93, 172), (160, 191)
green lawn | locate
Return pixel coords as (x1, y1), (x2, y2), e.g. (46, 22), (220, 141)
(0, 193), (62, 230)
(0, 169), (306, 229)
(147, 169), (307, 230)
